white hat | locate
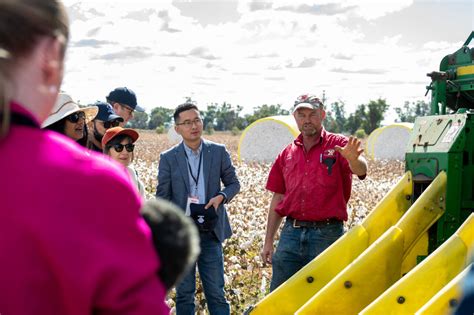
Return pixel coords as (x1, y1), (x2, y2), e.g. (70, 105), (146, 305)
(42, 93), (98, 128)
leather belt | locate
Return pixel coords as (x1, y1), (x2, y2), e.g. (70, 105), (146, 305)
(287, 217), (342, 228)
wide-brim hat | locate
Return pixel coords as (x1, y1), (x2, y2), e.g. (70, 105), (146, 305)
(101, 126), (139, 147)
(42, 93), (98, 128)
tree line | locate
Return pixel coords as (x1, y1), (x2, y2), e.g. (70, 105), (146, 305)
(128, 99), (430, 136)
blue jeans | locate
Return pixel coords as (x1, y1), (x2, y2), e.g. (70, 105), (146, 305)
(270, 219), (344, 291)
(176, 232), (229, 315)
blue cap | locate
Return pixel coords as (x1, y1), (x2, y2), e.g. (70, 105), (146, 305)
(106, 87), (145, 112)
(94, 102), (124, 122)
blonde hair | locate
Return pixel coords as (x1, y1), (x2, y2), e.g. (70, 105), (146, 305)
(0, 0), (69, 138)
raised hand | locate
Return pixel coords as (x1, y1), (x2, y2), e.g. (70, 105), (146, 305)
(334, 136), (364, 162)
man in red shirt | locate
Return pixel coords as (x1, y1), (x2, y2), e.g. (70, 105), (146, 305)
(261, 94), (367, 291)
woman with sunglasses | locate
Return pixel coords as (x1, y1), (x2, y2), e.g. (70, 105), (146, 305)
(102, 127), (146, 197)
(42, 93), (97, 147)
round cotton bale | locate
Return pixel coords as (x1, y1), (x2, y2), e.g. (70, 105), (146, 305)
(238, 115), (299, 163)
(167, 126), (182, 144)
(365, 126), (383, 158)
(370, 123), (413, 160)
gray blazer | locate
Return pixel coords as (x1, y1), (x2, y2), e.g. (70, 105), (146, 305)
(156, 139), (240, 242)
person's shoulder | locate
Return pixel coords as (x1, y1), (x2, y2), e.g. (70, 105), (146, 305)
(160, 143), (181, 156)
(202, 138), (228, 151)
(202, 138), (221, 147)
(324, 130), (348, 144)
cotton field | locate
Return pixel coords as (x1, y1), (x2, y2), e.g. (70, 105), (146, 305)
(133, 131), (405, 314)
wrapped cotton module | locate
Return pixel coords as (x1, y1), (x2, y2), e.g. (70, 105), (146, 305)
(367, 123), (413, 160)
(238, 115), (299, 163)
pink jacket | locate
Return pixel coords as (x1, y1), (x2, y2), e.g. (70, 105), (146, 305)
(0, 104), (169, 314)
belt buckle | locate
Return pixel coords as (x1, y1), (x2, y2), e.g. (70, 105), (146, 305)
(292, 219), (301, 228)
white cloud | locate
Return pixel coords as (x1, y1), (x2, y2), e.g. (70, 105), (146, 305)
(60, 0), (465, 120)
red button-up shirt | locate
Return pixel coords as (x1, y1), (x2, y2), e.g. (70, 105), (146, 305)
(266, 129), (353, 221)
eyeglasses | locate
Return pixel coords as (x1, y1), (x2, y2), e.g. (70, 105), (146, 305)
(66, 111), (85, 123)
(103, 120), (121, 129)
(176, 118), (203, 128)
(111, 143), (135, 153)
(119, 104), (134, 115)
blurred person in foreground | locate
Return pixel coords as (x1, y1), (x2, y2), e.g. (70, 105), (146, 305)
(102, 126), (145, 198)
(87, 101), (123, 152)
(0, 0), (169, 314)
(106, 87), (144, 126)
(42, 92), (97, 147)
(156, 102), (240, 315)
(261, 94), (368, 291)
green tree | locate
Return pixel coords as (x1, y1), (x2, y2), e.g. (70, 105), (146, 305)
(345, 105), (366, 135)
(213, 102), (243, 131)
(324, 101), (346, 133)
(245, 104), (289, 125)
(202, 103), (217, 129)
(127, 111), (149, 129)
(394, 100), (430, 123)
(364, 98), (389, 134)
(148, 107), (173, 130)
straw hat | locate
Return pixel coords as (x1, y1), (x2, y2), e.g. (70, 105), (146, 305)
(42, 93), (98, 128)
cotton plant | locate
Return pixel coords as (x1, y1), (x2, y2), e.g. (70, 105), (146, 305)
(135, 131), (404, 313)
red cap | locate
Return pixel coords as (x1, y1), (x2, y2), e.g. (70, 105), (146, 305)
(102, 127), (139, 147)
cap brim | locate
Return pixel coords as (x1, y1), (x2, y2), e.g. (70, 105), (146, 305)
(119, 129), (139, 142)
(292, 103), (317, 113)
(105, 129), (139, 145)
(107, 114), (124, 122)
(134, 104), (145, 112)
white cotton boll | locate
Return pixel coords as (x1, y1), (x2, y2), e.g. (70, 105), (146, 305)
(241, 241), (252, 250)
(229, 256), (239, 264)
(260, 276), (267, 294)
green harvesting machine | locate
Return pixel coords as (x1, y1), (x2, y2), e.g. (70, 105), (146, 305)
(408, 31), (474, 256)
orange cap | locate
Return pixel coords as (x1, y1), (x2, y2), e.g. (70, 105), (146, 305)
(102, 127), (139, 147)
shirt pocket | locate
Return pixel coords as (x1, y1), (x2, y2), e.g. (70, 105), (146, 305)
(315, 158), (339, 189)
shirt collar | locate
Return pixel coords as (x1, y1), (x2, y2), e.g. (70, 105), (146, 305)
(183, 141), (203, 156)
(9, 101), (41, 127)
(294, 127), (326, 147)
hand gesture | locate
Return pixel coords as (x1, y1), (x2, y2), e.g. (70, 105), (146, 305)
(334, 136), (364, 162)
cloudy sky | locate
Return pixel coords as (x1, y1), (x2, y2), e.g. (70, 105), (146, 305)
(61, 0), (474, 121)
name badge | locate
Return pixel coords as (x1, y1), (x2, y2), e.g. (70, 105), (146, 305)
(185, 196), (200, 216)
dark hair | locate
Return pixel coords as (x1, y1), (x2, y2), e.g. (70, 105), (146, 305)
(45, 118), (66, 134)
(173, 103), (199, 123)
(0, 0), (69, 137)
(44, 117), (89, 148)
(103, 134), (133, 156)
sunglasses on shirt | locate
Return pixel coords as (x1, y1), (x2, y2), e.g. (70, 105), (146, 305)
(66, 111), (85, 123)
(112, 143), (135, 153)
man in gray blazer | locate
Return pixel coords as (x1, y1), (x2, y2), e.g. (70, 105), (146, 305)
(156, 102), (240, 315)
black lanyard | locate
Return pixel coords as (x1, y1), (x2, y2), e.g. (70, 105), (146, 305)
(3, 112), (40, 129)
(184, 148), (203, 193)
